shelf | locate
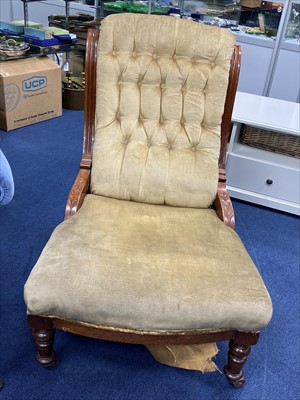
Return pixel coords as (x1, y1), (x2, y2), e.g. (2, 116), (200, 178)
(232, 92), (300, 136)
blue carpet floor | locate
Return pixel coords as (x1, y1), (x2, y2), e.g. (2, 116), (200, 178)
(0, 110), (299, 400)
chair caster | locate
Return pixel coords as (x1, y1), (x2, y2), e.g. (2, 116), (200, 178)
(224, 367), (245, 388)
(35, 352), (58, 368)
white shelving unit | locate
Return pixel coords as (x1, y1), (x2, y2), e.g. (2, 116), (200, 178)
(227, 92), (300, 215)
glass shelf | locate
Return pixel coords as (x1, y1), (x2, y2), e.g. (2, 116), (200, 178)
(86, 0), (285, 39)
(181, 0), (284, 37)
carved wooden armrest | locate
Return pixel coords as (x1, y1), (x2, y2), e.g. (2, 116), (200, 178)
(64, 168), (91, 220)
(214, 181), (235, 229)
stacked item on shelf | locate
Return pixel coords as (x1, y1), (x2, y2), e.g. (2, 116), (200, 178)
(0, 20), (76, 47)
(0, 34), (30, 57)
(0, 20), (43, 33)
(48, 14), (100, 49)
(103, 1), (170, 16)
(62, 70), (85, 110)
(48, 13), (100, 110)
(24, 26), (70, 40)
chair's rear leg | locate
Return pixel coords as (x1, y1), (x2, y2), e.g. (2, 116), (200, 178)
(224, 331), (260, 388)
(32, 328), (57, 367)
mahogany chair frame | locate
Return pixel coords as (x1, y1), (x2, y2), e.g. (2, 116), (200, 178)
(27, 28), (259, 388)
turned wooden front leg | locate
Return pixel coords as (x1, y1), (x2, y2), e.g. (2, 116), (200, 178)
(32, 328), (57, 367)
(224, 331), (259, 388)
(224, 340), (251, 388)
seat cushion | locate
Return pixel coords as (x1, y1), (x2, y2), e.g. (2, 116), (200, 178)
(91, 14), (236, 208)
(24, 195), (272, 332)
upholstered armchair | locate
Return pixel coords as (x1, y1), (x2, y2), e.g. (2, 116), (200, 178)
(24, 14), (272, 388)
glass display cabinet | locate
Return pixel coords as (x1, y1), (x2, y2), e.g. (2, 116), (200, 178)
(181, 1), (241, 26)
(166, 0), (285, 38)
(267, 0), (300, 101)
(95, 0), (285, 39)
(238, 0), (284, 38)
(10, 0), (292, 44)
(284, 0), (300, 41)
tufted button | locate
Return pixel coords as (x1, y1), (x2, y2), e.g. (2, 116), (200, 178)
(211, 62), (216, 68)
(138, 115), (143, 122)
(180, 118), (185, 125)
(132, 51), (137, 58)
(152, 54), (158, 60)
(117, 80), (122, 86)
(191, 146), (197, 152)
(160, 83), (165, 89)
(123, 138), (129, 145)
(147, 139), (152, 148)
(112, 50), (116, 56)
(191, 58), (196, 64)
(167, 143), (173, 150)
(181, 86), (186, 94)
(159, 118), (165, 125)
(137, 81), (142, 87)
(172, 54), (177, 60)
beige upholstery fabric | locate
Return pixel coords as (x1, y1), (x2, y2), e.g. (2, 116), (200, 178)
(91, 14), (236, 208)
(146, 343), (219, 373)
(24, 195), (273, 332)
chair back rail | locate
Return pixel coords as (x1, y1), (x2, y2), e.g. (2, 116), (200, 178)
(81, 28), (100, 169)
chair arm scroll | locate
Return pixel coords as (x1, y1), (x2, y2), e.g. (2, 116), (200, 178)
(214, 182), (235, 229)
(64, 168), (90, 220)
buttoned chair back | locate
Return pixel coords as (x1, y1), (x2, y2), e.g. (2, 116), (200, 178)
(91, 14), (235, 208)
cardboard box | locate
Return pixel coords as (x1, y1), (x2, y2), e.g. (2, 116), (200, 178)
(0, 57), (62, 131)
(240, 0), (261, 8)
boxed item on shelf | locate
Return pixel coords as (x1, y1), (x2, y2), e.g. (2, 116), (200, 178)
(24, 26), (53, 39)
(48, 14), (100, 49)
(240, 0), (261, 8)
(0, 56), (62, 131)
(23, 26), (70, 40)
(0, 20), (43, 34)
